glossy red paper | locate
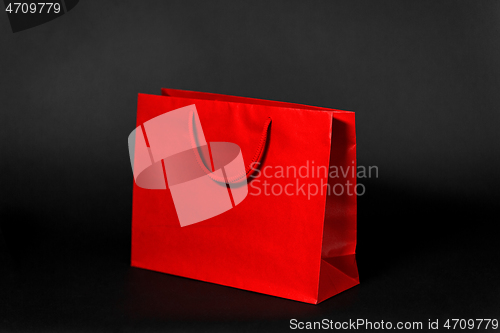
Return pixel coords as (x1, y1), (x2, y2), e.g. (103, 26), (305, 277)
(131, 89), (359, 304)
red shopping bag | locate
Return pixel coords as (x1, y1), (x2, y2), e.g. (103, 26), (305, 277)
(129, 89), (358, 304)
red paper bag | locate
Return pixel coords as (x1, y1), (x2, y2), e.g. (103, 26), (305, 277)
(129, 89), (359, 304)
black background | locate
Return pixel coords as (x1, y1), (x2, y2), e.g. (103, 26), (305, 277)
(1, 1), (499, 331)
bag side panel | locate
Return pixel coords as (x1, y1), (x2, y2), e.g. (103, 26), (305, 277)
(317, 112), (359, 303)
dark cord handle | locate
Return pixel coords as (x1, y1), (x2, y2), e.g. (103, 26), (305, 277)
(189, 114), (272, 183)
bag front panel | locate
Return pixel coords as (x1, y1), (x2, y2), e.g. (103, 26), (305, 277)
(132, 93), (335, 303)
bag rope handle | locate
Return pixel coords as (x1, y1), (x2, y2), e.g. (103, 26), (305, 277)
(188, 112), (272, 183)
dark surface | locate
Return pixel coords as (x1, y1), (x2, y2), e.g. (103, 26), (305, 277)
(1, 1), (499, 331)
(1, 190), (499, 332)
